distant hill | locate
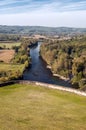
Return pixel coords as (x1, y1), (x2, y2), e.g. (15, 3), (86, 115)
(0, 25), (86, 35)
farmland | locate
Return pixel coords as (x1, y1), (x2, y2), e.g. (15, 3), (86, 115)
(0, 37), (31, 83)
(0, 50), (15, 63)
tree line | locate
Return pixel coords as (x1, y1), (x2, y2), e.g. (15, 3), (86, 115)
(40, 36), (86, 90)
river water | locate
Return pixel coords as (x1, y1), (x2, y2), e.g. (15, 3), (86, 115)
(23, 42), (72, 87)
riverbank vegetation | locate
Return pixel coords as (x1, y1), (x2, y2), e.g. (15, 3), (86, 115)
(0, 46), (29, 83)
(0, 64), (25, 83)
(0, 34), (37, 83)
(0, 83), (86, 130)
(40, 36), (86, 90)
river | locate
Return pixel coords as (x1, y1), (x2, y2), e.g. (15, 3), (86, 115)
(23, 42), (72, 87)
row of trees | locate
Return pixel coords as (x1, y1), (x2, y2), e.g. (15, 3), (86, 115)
(40, 36), (86, 90)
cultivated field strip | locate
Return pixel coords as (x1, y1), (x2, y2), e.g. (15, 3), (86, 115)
(0, 50), (15, 63)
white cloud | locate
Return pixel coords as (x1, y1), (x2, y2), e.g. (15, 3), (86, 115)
(0, 10), (86, 27)
(0, 0), (86, 27)
(0, 0), (86, 14)
(61, 1), (86, 11)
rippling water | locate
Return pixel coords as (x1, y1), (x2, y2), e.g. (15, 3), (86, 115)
(23, 42), (72, 87)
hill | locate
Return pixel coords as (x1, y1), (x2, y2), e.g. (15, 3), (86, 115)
(0, 83), (86, 130)
(0, 25), (86, 35)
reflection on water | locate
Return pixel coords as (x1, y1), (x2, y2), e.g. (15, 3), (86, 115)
(23, 42), (72, 87)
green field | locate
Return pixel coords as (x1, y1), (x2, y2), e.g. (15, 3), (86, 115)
(0, 84), (86, 130)
(0, 42), (21, 48)
(0, 63), (25, 73)
(0, 63), (25, 83)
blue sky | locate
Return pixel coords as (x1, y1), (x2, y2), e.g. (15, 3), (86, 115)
(0, 0), (86, 27)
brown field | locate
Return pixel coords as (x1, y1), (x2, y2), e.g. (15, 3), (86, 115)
(0, 50), (15, 63)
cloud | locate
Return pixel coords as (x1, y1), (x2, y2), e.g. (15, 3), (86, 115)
(0, 10), (86, 27)
(61, 1), (86, 11)
(0, 0), (86, 27)
(0, 0), (86, 14)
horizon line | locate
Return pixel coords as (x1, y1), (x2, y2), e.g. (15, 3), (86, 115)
(0, 25), (86, 29)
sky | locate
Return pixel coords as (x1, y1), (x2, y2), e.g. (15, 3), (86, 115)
(0, 0), (86, 27)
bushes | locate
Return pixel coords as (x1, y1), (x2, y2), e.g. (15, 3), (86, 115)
(24, 60), (29, 68)
(79, 79), (86, 90)
(0, 69), (23, 83)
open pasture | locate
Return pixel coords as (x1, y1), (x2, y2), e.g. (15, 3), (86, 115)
(0, 84), (86, 130)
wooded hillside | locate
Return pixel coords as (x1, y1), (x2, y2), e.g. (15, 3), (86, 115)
(40, 36), (86, 90)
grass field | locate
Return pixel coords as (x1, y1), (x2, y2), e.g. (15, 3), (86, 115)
(0, 84), (86, 130)
(0, 63), (25, 73)
(0, 50), (15, 63)
(0, 63), (25, 83)
(0, 42), (21, 49)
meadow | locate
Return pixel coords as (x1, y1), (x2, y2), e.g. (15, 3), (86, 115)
(0, 42), (21, 49)
(0, 84), (86, 130)
(0, 63), (25, 73)
(0, 63), (25, 83)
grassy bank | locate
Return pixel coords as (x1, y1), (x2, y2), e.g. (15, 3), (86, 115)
(0, 84), (86, 130)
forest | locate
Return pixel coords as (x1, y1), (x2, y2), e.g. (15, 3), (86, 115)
(40, 36), (86, 90)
